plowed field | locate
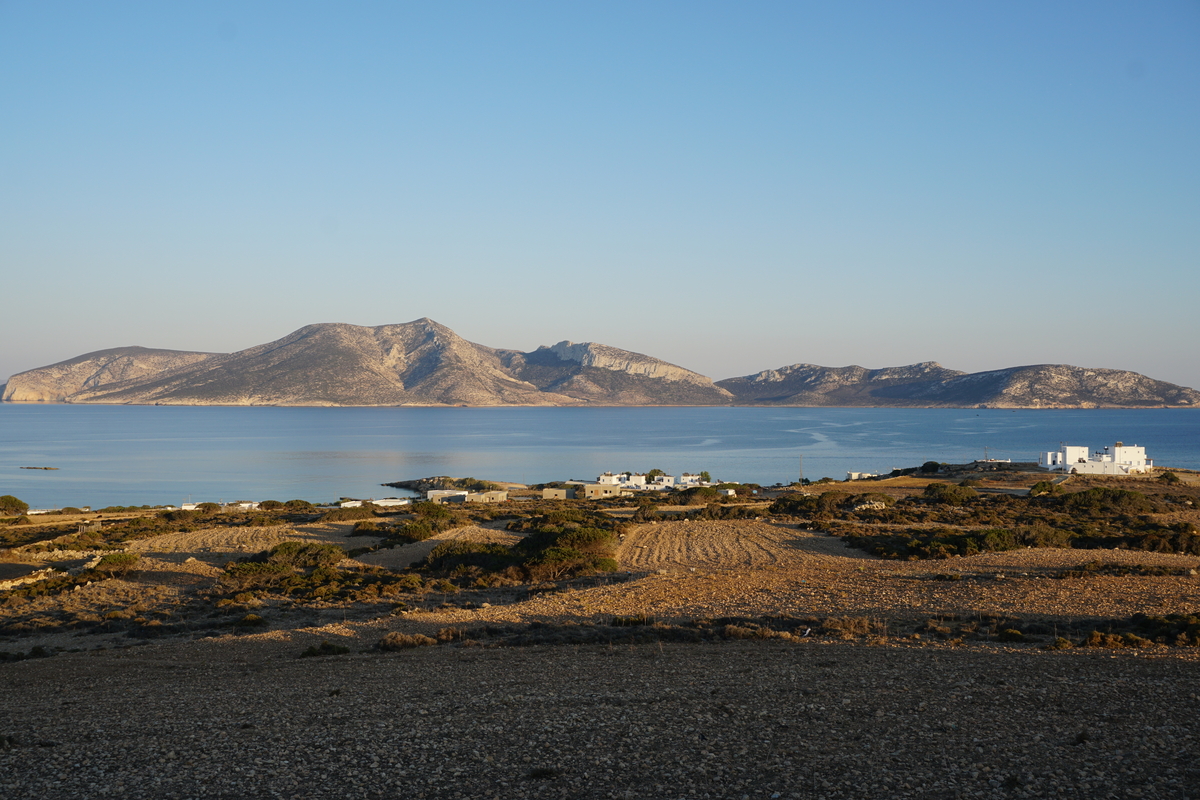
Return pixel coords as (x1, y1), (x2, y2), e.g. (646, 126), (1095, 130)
(355, 525), (522, 570)
(615, 518), (873, 570)
(126, 522), (364, 564)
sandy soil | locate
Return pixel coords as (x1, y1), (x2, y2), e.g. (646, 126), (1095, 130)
(125, 522), (369, 565)
(355, 525), (523, 570)
(4, 511), (1200, 799)
(616, 518), (872, 570)
(483, 521), (1200, 625)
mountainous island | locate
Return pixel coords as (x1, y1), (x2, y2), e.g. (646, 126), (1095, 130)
(3, 318), (1197, 408)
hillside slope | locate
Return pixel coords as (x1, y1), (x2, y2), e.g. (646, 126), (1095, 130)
(3, 320), (729, 406)
(718, 362), (1200, 408)
(6, 322), (1198, 408)
(1, 347), (218, 403)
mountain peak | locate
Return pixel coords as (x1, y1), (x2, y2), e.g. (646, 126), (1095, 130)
(5, 322), (1195, 408)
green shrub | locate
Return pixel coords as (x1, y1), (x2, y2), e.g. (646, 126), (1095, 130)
(1082, 631), (1152, 649)
(412, 501), (452, 520)
(392, 573), (424, 591)
(320, 506), (377, 522)
(668, 486), (722, 505)
(392, 520), (439, 542)
(525, 546), (584, 572)
(266, 541), (345, 568)
(923, 483), (978, 505)
(0, 495), (29, 516)
(300, 640), (351, 657)
(768, 493), (818, 515)
(378, 632), (437, 650)
(425, 540), (513, 573)
(823, 617), (874, 638)
(555, 527), (616, 554)
(631, 505), (659, 522)
(1060, 487), (1153, 515)
(93, 552), (140, 577)
(259, 500), (284, 510)
(850, 493), (895, 508)
(221, 561), (293, 590)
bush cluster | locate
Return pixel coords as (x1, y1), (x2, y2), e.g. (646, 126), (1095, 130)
(771, 483), (1200, 559)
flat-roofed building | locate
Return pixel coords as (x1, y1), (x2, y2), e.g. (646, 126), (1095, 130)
(583, 484), (631, 500)
(1040, 442), (1152, 475)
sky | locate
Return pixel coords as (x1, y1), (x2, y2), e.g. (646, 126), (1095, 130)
(2, 1), (1198, 389)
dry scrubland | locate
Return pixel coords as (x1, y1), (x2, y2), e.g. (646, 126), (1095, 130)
(2, 473), (1200, 799)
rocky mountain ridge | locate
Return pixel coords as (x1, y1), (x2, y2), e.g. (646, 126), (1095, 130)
(2, 319), (729, 407)
(716, 362), (1200, 408)
(4, 319), (1197, 408)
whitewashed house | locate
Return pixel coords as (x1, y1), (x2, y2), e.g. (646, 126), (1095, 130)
(1040, 442), (1152, 475)
(427, 490), (469, 503)
(596, 472), (648, 489)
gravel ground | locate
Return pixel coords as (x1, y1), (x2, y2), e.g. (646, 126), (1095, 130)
(1, 637), (1197, 799)
(4, 518), (1200, 798)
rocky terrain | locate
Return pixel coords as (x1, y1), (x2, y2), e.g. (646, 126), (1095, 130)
(0, 346), (218, 403)
(4, 318), (1198, 407)
(2, 319), (729, 407)
(717, 362), (1200, 408)
(2, 474), (1200, 797)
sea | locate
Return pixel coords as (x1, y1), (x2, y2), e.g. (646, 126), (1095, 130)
(1, 404), (1197, 510)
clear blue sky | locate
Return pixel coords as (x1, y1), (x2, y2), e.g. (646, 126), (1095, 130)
(3, 1), (1198, 389)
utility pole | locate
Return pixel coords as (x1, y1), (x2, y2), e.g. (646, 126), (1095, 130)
(797, 454), (804, 485)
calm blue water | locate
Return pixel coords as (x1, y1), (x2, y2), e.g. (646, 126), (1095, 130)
(0, 405), (1197, 509)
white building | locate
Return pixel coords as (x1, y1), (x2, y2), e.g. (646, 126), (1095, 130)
(1040, 442), (1152, 476)
(846, 472), (877, 481)
(373, 497), (411, 508)
(427, 489), (469, 503)
(596, 472), (649, 489)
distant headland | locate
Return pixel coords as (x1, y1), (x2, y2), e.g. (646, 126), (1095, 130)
(3, 318), (1197, 409)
